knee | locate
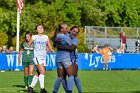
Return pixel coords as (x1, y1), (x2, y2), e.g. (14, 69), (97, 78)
(57, 77), (63, 81)
(24, 72), (29, 76)
(68, 75), (74, 79)
(40, 70), (45, 75)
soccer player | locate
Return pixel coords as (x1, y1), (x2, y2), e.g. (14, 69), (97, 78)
(28, 24), (54, 93)
(100, 44), (112, 70)
(53, 23), (74, 93)
(18, 32), (34, 89)
(58, 26), (82, 93)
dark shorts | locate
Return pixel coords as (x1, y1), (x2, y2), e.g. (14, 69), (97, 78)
(22, 61), (34, 68)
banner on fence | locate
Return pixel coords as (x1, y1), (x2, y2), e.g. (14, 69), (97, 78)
(0, 53), (140, 70)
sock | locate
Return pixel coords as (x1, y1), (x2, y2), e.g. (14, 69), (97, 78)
(39, 74), (44, 89)
(74, 76), (82, 93)
(24, 75), (28, 86)
(53, 77), (63, 92)
(67, 76), (74, 91)
(62, 79), (67, 92)
(28, 75), (33, 86)
(30, 75), (39, 88)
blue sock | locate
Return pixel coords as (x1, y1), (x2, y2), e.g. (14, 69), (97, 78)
(74, 76), (82, 93)
(67, 76), (74, 91)
(53, 77), (63, 92)
(62, 79), (67, 92)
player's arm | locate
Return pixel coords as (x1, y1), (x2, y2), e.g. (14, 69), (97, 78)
(99, 49), (104, 55)
(57, 44), (76, 52)
(47, 38), (54, 52)
(57, 36), (77, 51)
(18, 42), (24, 63)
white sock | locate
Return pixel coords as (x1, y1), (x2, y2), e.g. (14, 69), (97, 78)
(74, 76), (82, 93)
(62, 79), (67, 92)
(30, 75), (39, 88)
(39, 74), (44, 89)
(53, 77), (63, 92)
(67, 76), (74, 91)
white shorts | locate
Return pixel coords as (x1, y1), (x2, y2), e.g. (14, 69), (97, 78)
(33, 57), (46, 65)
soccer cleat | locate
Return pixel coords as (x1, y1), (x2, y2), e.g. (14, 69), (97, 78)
(28, 87), (34, 93)
(67, 90), (72, 93)
(106, 68), (108, 71)
(40, 88), (49, 93)
(52, 91), (57, 93)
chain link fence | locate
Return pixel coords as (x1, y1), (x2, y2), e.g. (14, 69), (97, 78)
(84, 26), (140, 53)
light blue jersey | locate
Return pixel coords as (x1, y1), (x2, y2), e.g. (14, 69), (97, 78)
(71, 37), (78, 63)
(56, 33), (72, 62)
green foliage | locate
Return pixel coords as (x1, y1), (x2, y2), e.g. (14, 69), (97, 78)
(0, 32), (8, 47)
(0, 0), (140, 52)
(77, 27), (90, 52)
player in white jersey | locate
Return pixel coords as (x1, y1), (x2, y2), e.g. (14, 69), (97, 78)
(29, 24), (54, 93)
(53, 23), (74, 93)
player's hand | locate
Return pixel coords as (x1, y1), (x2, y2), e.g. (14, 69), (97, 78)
(51, 49), (55, 53)
(18, 56), (21, 63)
(55, 38), (61, 44)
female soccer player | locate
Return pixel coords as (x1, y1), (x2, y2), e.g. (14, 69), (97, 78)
(58, 26), (82, 93)
(18, 32), (34, 89)
(53, 23), (74, 93)
(28, 24), (54, 93)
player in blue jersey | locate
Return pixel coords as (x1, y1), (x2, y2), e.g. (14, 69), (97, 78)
(58, 26), (82, 93)
(28, 24), (54, 93)
(53, 23), (74, 93)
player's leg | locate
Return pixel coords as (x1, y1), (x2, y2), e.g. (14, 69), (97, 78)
(29, 59), (39, 89)
(73, 63), (82, 93)
(62, 71), (67, 92)
(24, 66), (29, 89)
(103, 58), (106, 70)
(28, 64), (34, 86)
(104, 60), (108, 70)
(53, 62), (64, 93)
(65, 62), (74, 93)
(29, 58), (48, 93)
(36, 64), (49, 93)
(29, 71), (39, 93)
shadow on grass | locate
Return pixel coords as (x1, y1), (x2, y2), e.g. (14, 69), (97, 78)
(13, 85), (25, 88)
(17, 90), (38, 93)
(13, 85), (38, 93)
(127, 91), (140, 93)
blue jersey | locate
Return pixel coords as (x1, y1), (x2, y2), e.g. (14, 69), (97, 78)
(71, 37), (78, 63)
(56, 33), (72, 62)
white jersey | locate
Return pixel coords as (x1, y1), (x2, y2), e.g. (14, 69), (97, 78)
(32, 35), (48, 59)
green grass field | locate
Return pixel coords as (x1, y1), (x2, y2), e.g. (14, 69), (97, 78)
(0, 70), (140, 93)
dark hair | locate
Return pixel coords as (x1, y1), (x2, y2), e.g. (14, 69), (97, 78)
(70, 26), (80, 33)
(36, 24), (44, 30)
(51, 23), (67, 47)
(24, 31), (32, 42)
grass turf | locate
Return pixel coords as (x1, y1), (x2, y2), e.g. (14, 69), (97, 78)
(0, 70), (140, 93)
